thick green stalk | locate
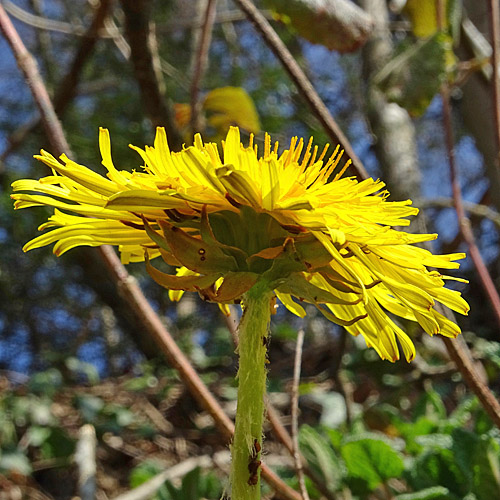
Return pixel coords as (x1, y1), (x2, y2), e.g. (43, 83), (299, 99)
(231, 282), (273, 500)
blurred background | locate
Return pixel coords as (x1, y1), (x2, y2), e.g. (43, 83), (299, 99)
(1, 0), (500, 499)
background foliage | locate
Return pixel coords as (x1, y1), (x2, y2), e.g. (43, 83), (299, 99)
(1, 0), (500, 499)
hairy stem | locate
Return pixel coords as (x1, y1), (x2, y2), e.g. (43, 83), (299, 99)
(232, 283), (273, 500)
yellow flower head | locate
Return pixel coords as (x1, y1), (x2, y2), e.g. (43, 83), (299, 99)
(12, 126), (469, 362)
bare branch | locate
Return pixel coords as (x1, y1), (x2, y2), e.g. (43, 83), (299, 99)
(54, 0), (113, 112)
(443, 336), (500, 428)
(3, 0), (92, 36)
(233, 0), (369, 181)
(28, 0), (56, 85)
(441, 84), (500, 329)
(489, 0), (500, 180)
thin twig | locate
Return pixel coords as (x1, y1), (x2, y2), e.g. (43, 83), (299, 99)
(233, 0), (369, 181)
(440, 83), (500, 329)
(415, 196), (500, 230)
(433, 0), (500, 429)
(1, 9), (300, 499)
(439, 76), (500, 423)
(2, 0), (95, 36)
(443, 336), (500, 428)
(119, 0), (182, 147)
(3, 1), (272, 36)
(190, 0), (217, 135)
(489, 0), (500, 169)
(54, 0), (113, 114)
(104, 15), (130, 59)
(416, 198), (500, 429)
(291, 328), (310, 500)
(29, 0), (56, 86)
(434, 0), (500, 329)
(331, 330), (352, 427)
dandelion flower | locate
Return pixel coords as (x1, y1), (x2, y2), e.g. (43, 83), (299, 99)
(12, 126), (468, 363)
(12, 126), (469, 498)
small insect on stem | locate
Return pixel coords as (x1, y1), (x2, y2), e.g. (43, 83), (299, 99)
(248, 439), (262, 486)
(270, 295), (278, 315)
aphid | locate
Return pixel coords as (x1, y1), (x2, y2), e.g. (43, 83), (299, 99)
(253, 439), (261, 455)
(247, 439), (262, 486)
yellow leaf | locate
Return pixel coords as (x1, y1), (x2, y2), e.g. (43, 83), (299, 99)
(203, 87), (261, 134)
(403, 0), (448, 38)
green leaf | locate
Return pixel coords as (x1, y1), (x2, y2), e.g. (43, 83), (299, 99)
(340, 437), (404, 491)
(414, 434), (453, 450)
(299, 425), (344, 493)
(28, 369), (63, 397)
(409, 448), (468, 497)
(180, 467), (201, 499)
(129, 460), (170, 500)
(413, 387), (447, 422)
(196, 469), (223, 499)
(65, 357), (100, 385)
(26, 425), (52, 447)
(472, 437), (500, 500)
(451, 428), (480, 491)
(74, 394), (105, 423)
(39, 427), (75, 459)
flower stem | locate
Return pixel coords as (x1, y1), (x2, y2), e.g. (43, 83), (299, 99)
(231, 282), (273, 500)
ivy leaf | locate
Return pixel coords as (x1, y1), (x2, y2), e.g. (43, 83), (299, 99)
(264, 0), (373, 52)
